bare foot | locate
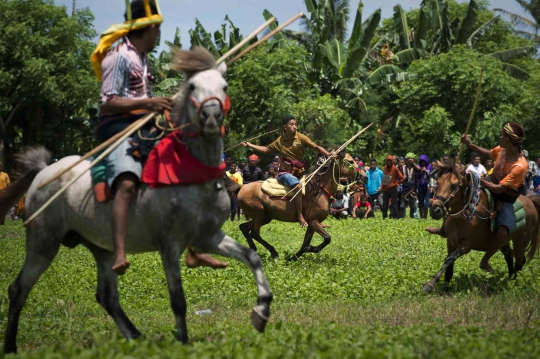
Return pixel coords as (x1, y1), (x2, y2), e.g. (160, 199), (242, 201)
(186, 250), (228, 269)
(112, 258), (131, 275)
(299, 216), (308, 228)
(321, 223), (330, 229)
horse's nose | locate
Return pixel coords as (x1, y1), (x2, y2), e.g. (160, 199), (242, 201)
(201, 104), (223, 122)
(431, 206), (443, 219)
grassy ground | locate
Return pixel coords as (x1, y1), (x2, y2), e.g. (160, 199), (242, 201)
(0, 216), (539, 358)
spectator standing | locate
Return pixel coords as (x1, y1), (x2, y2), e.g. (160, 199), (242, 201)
(224, 154), (234, 171)
(0, 161), (10, 225)
(226, 163), (243, 221)
(381, 155), (404, 219)
(485, 159), (494, 176)
(329, 185), (350, 219)
(366, 159), (383, 212)
(242, 154), (264, 184)
(417, 154), (431, 219)
(352, 195), (372, 219)
(399, 153), (419, 219)
(441, 154), (450, 165)
(523, 150), (538, 193)
(263, 165), (278, 180)
(238, 156), (247, 177)
(466, 153), (487, 178)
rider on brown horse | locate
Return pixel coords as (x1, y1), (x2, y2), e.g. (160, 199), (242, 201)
(242, 115), (333, 228)
(455, 122), (528, 273)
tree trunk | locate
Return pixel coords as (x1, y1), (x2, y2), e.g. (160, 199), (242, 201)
(0, 138), (4, 166)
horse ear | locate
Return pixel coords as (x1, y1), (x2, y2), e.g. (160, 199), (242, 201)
(217, 62), (227, 76)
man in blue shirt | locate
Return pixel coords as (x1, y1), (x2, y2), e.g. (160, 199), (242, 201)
(367, 159), (383, 212)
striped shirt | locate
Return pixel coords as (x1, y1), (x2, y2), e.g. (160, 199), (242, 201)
(96, 37), (153, 141)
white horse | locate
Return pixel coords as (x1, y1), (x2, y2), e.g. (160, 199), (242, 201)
(1, 47), (272, 354)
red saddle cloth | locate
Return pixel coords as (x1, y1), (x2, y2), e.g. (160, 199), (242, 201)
(142, 132), (226, 188)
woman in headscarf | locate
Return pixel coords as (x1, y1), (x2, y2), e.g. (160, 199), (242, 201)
(461, 122), (528, 273)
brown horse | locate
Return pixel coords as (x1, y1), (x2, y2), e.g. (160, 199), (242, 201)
(237, 152), (365, 260)
(423, 162), (540, 292)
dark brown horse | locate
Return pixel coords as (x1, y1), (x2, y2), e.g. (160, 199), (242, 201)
(424, 162), (540, 292)
(237, 152), (365, 260)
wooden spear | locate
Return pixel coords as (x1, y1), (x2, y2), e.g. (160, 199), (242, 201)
(288, 123), (374, 201)
(456, 68), (484, 164)
(227, 12), (304, 65)
(224, 129), (280, 153)
(24, 16), (279, 226)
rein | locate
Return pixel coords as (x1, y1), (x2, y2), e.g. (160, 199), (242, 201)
(431, 171), (490, 220)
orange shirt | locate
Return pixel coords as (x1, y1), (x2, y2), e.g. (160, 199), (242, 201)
(490, 146), (528, 190)
(0, 171), (10, 190)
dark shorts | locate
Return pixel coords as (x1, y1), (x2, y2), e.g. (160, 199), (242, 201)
(277, 173), (300, 188)
(497, 201), (515, 234)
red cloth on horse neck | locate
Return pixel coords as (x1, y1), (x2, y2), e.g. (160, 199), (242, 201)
(142, 132), (226, 188)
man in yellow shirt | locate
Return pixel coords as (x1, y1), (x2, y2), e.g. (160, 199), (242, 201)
(0, 161), (10, 225)
(242, 115), (333, 228)
(226, 162), (243, 221)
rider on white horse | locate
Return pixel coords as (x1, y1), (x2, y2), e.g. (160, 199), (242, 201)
(96, 0), (225, 273)
(242, 115), (333, 228)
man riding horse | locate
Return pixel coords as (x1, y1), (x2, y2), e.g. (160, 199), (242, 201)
(242, 115), (333, 228)
(95, 0), (225, 273)
(428, 122), (529, 274)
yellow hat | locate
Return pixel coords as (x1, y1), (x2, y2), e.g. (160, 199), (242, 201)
(90, 0), (163, 80)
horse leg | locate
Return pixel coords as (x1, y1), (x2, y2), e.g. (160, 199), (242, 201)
(289, 225), (315, 261)
(479, 226), (511, 274)
(422, 248), (464, 293)
(308, 221), (331, 254)
(239, 221), (257, 251)
(198, 231), (272, 333)
(85, 241), (141, 339)
(512, 236), (528, 275)
(4, 235), (61, 354)
(500, 244), (515, 279)
(250, 219), (278, 259)
(442, 244), (457, 292)
(159, 245), (188, 343)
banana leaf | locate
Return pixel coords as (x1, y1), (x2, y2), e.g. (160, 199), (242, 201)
(455, 0), (478, 45)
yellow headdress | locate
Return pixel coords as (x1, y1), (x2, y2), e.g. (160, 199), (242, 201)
(90, 0), (163, 80)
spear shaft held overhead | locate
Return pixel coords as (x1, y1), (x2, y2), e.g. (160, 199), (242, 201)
(224, 129), (280, 153)
(288, 123), (374, 201)
(24, 16), (284, 226)
(457, 68), (484, 163)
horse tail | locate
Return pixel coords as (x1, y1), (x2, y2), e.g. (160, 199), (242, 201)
(0, 147), (51, 219)
(526, 194), (540, 261)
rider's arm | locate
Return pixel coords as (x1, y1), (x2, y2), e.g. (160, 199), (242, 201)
(241, 142), (272, 154)
(461, 135), (490, 159)
(481, 179), (505, 194)
(100, 97), (172, 114)
(315, 145), (332, 157)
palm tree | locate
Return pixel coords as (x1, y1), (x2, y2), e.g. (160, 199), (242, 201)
(494, 0), (540, 43)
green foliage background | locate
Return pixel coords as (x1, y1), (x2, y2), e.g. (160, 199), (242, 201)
(1, 218), (540, 357)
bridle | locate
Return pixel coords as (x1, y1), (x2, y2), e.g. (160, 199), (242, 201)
(174, 95), (230, 139)
(430, 171), (489, 220)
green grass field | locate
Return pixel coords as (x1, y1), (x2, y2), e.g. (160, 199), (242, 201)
(1, 216), (539, 358)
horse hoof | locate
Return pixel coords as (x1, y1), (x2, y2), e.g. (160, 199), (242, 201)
(511, 273), (518, 280)
(251, 309), (268, 333)
(422, 282), (435, 293)
(270, 252), (279, 259)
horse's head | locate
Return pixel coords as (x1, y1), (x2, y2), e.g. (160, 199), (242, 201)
(430, 161), (468, 220)
(341, 152), (366, 184)
(173, 47), (229, 137)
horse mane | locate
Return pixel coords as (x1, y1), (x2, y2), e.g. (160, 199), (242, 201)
(173, 47), (216, 76)
(432, 161), (464, 181)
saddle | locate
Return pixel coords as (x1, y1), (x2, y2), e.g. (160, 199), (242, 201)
(484, 189), (526, 233)
(261, 177), (306, 198)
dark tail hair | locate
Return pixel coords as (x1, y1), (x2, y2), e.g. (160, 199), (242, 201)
(526, 194), (540, 261)
(0, 147), (51, 219)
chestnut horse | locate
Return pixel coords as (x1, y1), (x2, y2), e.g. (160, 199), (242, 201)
(423, 162), (540, 292)
(237, 152), (365, 260)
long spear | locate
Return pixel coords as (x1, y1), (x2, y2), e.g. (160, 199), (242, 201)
(288, 122), (374, 201)
(224, 129), (280, 153)
(456, 68), (484, 163)
(24, 17), (281, 226)
(227, 13), (304, 65)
